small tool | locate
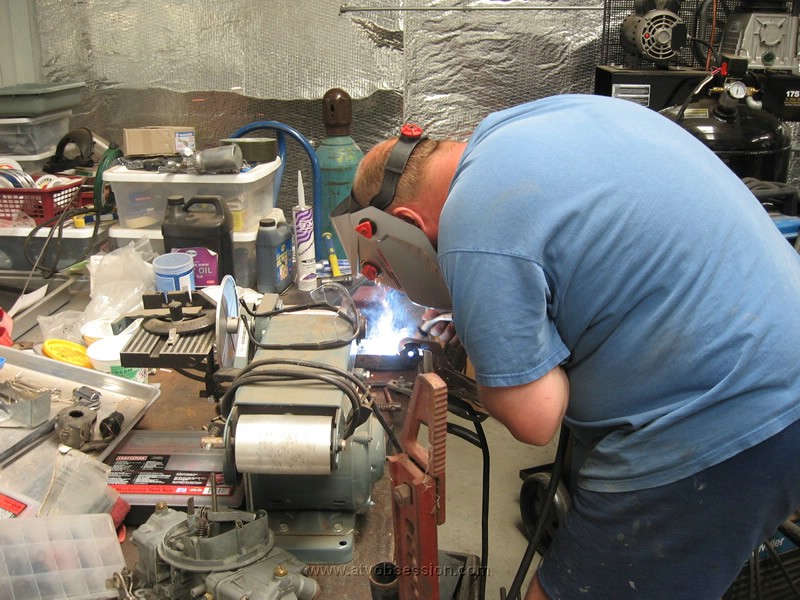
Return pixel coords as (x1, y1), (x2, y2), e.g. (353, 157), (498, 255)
(323, 231), (342, 277)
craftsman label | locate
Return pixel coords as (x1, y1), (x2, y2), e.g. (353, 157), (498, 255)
(0, 491), (28, 518)
(108, 454), (233, 496)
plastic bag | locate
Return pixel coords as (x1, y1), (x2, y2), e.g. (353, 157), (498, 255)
(82, 241), (155, 323)
(0, 210), (36, 228)
(38, 447), (120, 516)
(37, 309), (85, 344)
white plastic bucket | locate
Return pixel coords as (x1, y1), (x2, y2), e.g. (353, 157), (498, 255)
(79, 317), (116, 346)
(153, 252), (194, 293)
(86, 334), (148, 383)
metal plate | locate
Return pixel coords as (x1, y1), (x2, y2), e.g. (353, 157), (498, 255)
(0, 346), (160, 506)
(0, 271), (74, 341)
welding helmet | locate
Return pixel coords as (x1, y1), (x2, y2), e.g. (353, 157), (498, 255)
(330, 124), (453, 310)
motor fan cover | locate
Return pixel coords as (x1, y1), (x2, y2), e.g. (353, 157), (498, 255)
(622, 9), (687, 64)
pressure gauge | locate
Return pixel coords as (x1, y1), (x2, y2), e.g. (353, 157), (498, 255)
(726, 80), (748, 100)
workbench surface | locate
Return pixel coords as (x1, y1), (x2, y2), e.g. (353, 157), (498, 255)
(120, 367), (395, 600)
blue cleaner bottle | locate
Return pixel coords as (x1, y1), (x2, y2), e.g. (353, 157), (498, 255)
(315, 88), (363, 261)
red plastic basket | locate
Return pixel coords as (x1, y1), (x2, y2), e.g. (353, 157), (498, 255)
(0, 175), (86, 225)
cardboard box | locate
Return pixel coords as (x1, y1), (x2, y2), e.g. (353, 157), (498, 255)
(123, 126), (196, 156)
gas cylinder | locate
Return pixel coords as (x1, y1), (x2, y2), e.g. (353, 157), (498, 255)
(315, 88), (364, 260)
(161, 195), (235, 286)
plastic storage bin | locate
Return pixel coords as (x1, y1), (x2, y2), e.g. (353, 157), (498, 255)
(0, 513), (125, 599)
(1, 149), (56, 175)
(0, 221), (112, 271)
(0, 82), (85, 118)
(103, 158), (281, 230)
(109, 223), (263, 289)
(0, 111), (71, 156)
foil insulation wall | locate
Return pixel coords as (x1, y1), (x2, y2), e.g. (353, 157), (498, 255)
(31, 0), (800, 198)
(33, 0), (605, 210)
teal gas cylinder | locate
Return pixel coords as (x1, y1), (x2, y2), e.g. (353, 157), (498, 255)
(315, 88), (363, 260)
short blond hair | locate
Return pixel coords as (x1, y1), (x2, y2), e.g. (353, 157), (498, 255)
(353, 137), (440, 210)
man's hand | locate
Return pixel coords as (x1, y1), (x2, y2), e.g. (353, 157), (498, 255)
(421, 309), (461, 346)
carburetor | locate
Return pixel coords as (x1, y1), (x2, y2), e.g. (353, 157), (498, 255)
(129, 496), (319, 600)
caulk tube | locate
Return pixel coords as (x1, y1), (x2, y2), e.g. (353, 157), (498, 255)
(293, 170), (318, 291)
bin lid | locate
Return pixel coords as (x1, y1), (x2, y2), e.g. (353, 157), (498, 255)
(0, 82), (86, 97)
(42, 339), (93, 369)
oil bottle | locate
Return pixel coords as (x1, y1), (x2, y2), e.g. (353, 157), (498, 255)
(161, 195), (234, 286)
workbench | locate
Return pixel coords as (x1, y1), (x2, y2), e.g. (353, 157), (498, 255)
(4, 281), (404, 599)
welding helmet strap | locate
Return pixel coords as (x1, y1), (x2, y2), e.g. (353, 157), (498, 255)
(370, 127), (428, 211)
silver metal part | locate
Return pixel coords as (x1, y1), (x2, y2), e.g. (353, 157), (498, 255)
(0, 380), (51, 428)
(72, 385), (102, 410)
(235, 414), (335, 475)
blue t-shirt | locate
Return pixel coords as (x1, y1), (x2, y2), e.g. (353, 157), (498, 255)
(438, 94), (800, 493)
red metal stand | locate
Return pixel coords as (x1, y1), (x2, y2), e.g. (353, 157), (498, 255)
(388, 372), (449, 600)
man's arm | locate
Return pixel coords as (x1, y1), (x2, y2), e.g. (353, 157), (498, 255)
(479, 365), (569, 446)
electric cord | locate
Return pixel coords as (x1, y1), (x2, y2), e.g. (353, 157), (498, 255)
(219, 362), (366, 439)
(12, 203), (101, 309)
(239, 309), (360, 351)
(447, 395), (491, 600)
(502, 424), (570, 600)
(370, 398), (404, 455)
(674, 71), (717, 122)
(93, 146), (123, 213)
(235, 357), (369, 393)
(689, 37), (720, 69)
(742, 177), (800, 216)
(23, 205), (100, 278)
(764, 536), (800, 598)
(749, 551), (763, 600)
(239, 299), (330, 318)
(173, 366), (206, 382)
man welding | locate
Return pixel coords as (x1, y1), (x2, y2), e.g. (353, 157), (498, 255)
(331, 93), (800, 599)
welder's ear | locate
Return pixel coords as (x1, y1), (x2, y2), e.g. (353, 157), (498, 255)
(391, 206), (424, 229)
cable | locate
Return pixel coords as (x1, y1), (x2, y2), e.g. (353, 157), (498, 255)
(689, 37), (720, 70)
(674, 71), (717, 122)
(503, 424), (570, 600)
(239, 298), (330, 318)
(764, 537), (800, 598)
(93, 146), (123, 213)
(240, 310), (360, 351)
(218, 360), (367, 439)
(742, 177), (800, 215)
(371, 398), (404, 454)
(446, 393), (491, 600)
(706, 0), (718, 71)
(23, 205), (100, 278)
(173, 366), (206, 382)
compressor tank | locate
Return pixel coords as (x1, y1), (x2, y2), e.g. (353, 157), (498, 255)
(660, 97), (792, 182)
